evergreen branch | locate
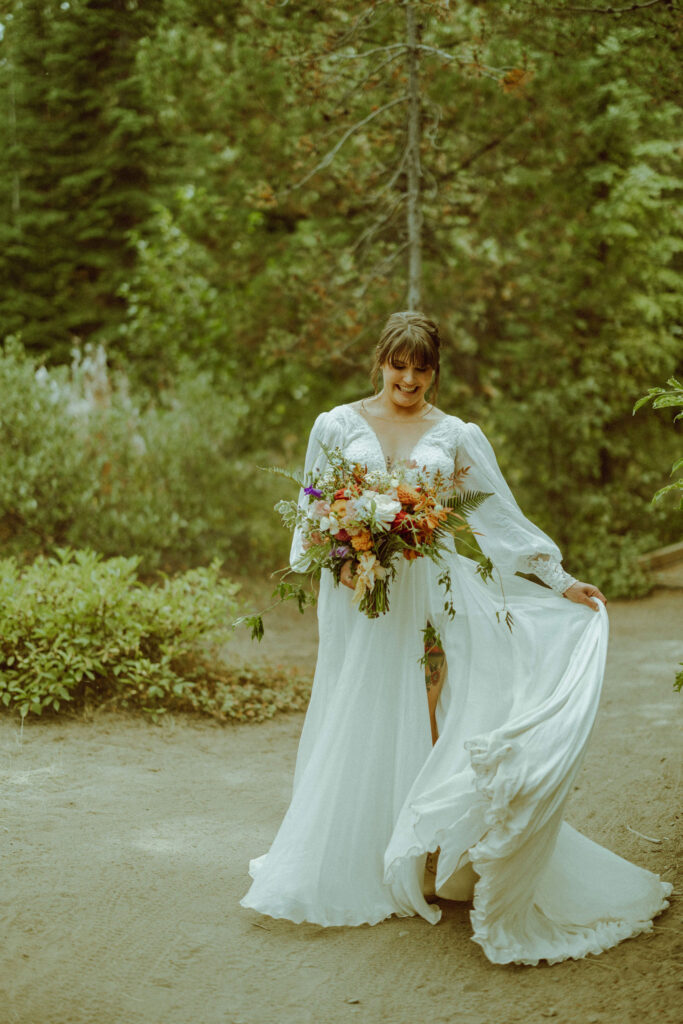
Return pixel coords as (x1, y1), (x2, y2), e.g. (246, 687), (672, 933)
(281, 96), (410, 195)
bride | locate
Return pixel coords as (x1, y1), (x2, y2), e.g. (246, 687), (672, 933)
(240, 311), (672, 965)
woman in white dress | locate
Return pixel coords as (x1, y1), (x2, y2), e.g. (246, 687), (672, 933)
(241, 311), (672, 965)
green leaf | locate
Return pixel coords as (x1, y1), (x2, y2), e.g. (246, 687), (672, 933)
(257, 465), (305, 487)
(444, 490), (493, 515)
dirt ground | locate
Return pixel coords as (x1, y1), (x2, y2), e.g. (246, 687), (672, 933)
(1, 585), (681, 1024)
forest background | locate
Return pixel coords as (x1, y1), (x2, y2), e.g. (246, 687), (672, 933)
(0, 0), (681, 718)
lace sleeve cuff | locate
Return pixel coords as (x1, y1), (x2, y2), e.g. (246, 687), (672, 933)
(525, 554), (577, 596)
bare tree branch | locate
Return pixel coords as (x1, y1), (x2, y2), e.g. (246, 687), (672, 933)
(367, 148), (410, 206)
(322, 43), (407, 64)
(335, 49), (406, 109)
(415, 44), (515, 81)
(357, 243), (410, 299)
(280, 96), (409, 196)
(351, 192), (408, 256)
(423, 100), (444, 151)
(331, 2), (392, 50)
(456, 129), (517, 172)
(285, 2), (395, 65)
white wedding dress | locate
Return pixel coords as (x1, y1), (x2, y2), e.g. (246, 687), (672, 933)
(240, 404), (672, 965)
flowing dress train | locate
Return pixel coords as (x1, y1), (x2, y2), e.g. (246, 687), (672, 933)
(240, 404), (672, 965)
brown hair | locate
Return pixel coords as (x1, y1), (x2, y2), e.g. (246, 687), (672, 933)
(371, 311), (441, 402)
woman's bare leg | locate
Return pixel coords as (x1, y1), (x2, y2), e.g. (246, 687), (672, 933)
(424, 640), (446, 746)
(422, 640), (479, 900)
(423, 636), (446, 893)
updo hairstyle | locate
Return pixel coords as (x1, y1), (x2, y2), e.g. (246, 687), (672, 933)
(370, 311), (441, 403)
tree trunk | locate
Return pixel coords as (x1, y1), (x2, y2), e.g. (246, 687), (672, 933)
(405, 3), (422, 311)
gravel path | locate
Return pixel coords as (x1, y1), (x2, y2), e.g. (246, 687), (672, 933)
(0, 588), (680, 1024)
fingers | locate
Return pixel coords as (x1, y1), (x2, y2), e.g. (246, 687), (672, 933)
(585, 587), (607, 610)
(566, 583), (607, 611)
(340, 566), (356, 590)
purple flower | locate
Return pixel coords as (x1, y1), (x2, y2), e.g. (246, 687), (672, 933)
(304, 486), (323, 497)
(331, 545), (351, 559)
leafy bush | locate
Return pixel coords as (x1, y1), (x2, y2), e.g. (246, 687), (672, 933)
(0, 339), (96, 549)
(0, 340), (292, 573)
(634, 377), (683, 509)
(0, 549), (311, 720)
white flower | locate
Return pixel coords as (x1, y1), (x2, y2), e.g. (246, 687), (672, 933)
(354, 491), (401, 531)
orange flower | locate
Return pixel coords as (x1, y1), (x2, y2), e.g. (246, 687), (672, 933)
(330, 499), (348, 516)
(402, 548), (420, 561)
(415, 494), (436, 513)
(351, 531), (373, 551)
(418, 512), (442, 531)
(397, 484), (421, 506)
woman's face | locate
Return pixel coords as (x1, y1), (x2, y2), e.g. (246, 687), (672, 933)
(381, 355), (434, 410)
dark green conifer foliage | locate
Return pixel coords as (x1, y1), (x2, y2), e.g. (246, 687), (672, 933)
(0, 0), (160, 360)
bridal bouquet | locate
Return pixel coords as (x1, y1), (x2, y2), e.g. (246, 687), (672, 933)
(274, 444), (492, 619)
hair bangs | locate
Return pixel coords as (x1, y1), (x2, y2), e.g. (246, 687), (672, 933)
(387, 335), (437, 370)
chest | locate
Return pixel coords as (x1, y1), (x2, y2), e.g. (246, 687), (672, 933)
(340, 407), (458, 481)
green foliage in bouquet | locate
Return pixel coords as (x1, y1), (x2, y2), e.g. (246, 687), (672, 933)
(0, 549), (310, 721)
(236, 444), (510, 644)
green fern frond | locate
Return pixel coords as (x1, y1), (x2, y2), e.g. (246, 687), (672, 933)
(444, 489), (493, 515)
(258, 465), (305, 487)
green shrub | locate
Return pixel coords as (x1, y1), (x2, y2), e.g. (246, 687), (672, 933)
(0, 549), (311, 720)
(0, 339), (95, 550)
(634, 377), (683, 509)
(0, 340), (292, 573)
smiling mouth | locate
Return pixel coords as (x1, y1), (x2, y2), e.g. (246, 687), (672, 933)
(396, 384), (419, 394)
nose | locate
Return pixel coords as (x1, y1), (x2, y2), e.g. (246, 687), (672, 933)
(402, 367), (416, 383)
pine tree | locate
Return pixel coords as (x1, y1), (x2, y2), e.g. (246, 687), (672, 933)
(0, 0), (161, 359)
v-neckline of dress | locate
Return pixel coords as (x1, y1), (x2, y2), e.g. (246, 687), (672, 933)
(346, 404), (447, 469)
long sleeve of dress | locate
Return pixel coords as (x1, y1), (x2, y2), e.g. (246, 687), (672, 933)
(458, 422), (577, 595)
(289, 411), (337, 573)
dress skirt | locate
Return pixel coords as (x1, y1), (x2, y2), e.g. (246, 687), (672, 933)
(240, 543), (672, 965)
